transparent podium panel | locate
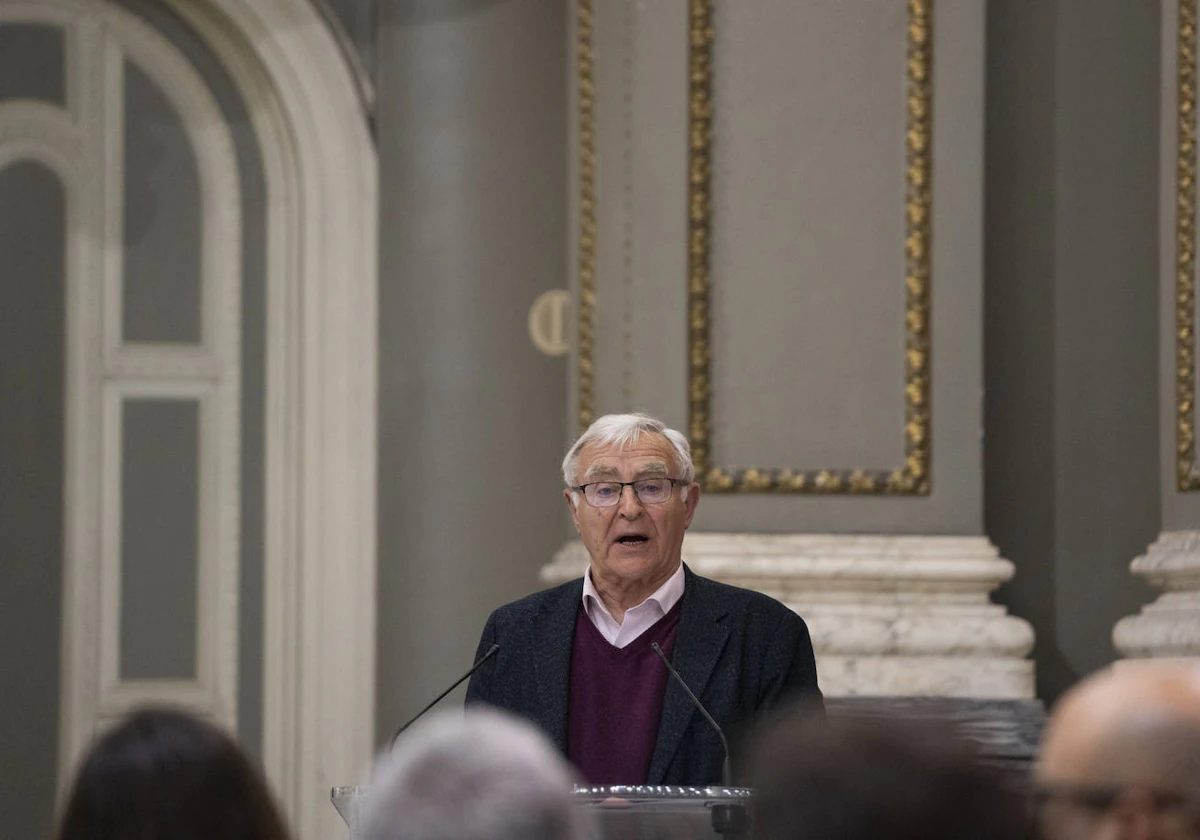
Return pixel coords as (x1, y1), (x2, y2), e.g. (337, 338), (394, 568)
(331, 784), (753, 840)
(331, 786), (368, 838)
(572, 786), (753, 840)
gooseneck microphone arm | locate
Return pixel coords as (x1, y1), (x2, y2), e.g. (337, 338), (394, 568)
(389, 643), (500, 748)
(650, 641), (732, 788)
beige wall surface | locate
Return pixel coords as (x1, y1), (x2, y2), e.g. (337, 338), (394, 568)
(588, 0), (689, 424)
(710, 0), (907, 471)
(572, 0), (985, 534)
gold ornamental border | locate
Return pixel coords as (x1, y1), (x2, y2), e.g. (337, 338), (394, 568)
(687, 0), (933, 494)
(577, 0), (598, 432)
(1177, 0), (1200, 491)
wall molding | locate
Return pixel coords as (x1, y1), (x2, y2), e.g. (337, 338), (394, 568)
(0, 103), (82, 165)
(686, 0), (934, 494)
(574, 0), (597, 431)
(100, 3), (243, 737)
(2, 0), (247, 790)
(1175, 0), (1200, 491)
(97, 381), (230, 723)
(161, 4), (379, 840)
(0, 22), (98, 795)
(0, 5), (379, 840)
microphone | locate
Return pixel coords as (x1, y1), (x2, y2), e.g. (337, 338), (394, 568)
(390, 643), (500, 748)
(651, 641), (732, 788)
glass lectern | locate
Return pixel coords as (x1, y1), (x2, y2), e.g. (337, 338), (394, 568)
(332, 784), (753, 839)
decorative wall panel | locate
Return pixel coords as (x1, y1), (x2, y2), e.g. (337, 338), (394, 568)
(688, 0), (933, 494)
(574, 0), (934, 495)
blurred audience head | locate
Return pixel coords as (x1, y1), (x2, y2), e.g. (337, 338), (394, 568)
(1037, 663), (1200, 840)
(745, 710), (1032, 840)
(362, 707), (589, 840)
(55, 706), (289, 840)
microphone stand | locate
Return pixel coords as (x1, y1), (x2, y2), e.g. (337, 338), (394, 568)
(390, 644), (500, 748)
(651, 643), (748, 840)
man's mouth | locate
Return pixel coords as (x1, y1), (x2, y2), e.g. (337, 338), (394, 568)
(615, 535), (649, 546)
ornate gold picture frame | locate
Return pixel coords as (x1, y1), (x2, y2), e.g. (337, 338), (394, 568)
(575, 0), (599, 432)
(687, 0), (933, 494)
(575, 0), (934, 495)
(1176, 0), (1200, 491)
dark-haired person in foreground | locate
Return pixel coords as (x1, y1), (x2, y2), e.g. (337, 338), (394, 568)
(55, 707), (290, 840)
(466, 412), (822, 786)
(1037, 663), (1200, 840)
(746, 711), (1034, 840)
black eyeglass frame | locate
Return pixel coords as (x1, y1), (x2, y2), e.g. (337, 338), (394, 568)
(572, 478), (688, 507)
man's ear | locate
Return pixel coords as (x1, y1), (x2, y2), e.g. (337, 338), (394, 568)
(682, 482), (700, 529)
(564, 488), (582, 533)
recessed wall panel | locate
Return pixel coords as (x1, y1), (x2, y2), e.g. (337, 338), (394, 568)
(116, 0), (266, 754)
(0, 162), (66, 840)
(0, 24), (66, 105)
(122, 58), (202, 344)
(709, 0), (908, 470)
(119, 398), (199, 680)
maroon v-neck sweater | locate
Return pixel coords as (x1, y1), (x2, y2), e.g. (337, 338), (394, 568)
(567, 600), (682, 785)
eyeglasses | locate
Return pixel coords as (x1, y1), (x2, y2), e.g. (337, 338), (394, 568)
(574, 478), (684, 507)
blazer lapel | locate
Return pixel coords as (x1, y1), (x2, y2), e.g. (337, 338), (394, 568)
(531, 578), (583, 754)
(646, 565), (730, 784)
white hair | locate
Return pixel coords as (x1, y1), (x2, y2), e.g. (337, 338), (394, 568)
(561, 413), (696, 492)
(361, 709), (592, 840)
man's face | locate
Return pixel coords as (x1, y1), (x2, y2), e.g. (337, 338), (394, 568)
(1037, 794), (1111, 840)
(1037, 749), (1197, 840)
(1036, 787), (1199, 840)
(565, 434), (700, 596)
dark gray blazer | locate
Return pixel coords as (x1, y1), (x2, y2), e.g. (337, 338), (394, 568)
(464, 564), (822, 786)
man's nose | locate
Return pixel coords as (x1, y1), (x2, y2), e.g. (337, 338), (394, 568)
(617, 484), (644, 517)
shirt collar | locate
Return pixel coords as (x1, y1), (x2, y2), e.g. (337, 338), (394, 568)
(582, 561), (686, 620)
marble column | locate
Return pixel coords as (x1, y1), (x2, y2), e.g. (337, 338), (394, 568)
(1113, 0), (1200, 664)
(374, 0), (570, 738)
(1115, 533), (1200, 660)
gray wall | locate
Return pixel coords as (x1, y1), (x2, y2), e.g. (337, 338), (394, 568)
(374, 0), (569, 738)
(0, 161), (66, 840)
(0, 33), (69, 838)
(986, 0), (1160, 703)
(320, 0), (377, 86)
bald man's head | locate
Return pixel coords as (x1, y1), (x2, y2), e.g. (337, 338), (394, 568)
(1039, 664), (1200, 790)
(1037, 664), (1200, 840)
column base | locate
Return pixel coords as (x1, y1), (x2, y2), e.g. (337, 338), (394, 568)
(1113, 530), (1200, 659)
(818, 656), (1033, 699)
(541, 533), (1035, 699)
(826, 696), (1046, 772)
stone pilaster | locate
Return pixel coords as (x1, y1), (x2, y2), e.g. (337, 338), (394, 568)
(1114, 531), (1200, 659)
(542, 533), (1035, 699)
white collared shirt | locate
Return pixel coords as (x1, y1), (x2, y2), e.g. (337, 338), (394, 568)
(581, 563), (686, 649)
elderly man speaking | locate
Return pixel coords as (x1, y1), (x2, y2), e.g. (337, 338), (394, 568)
(466, 413), (822, 786)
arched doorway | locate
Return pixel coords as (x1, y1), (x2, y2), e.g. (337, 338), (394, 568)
(0, 3), (377, 838)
